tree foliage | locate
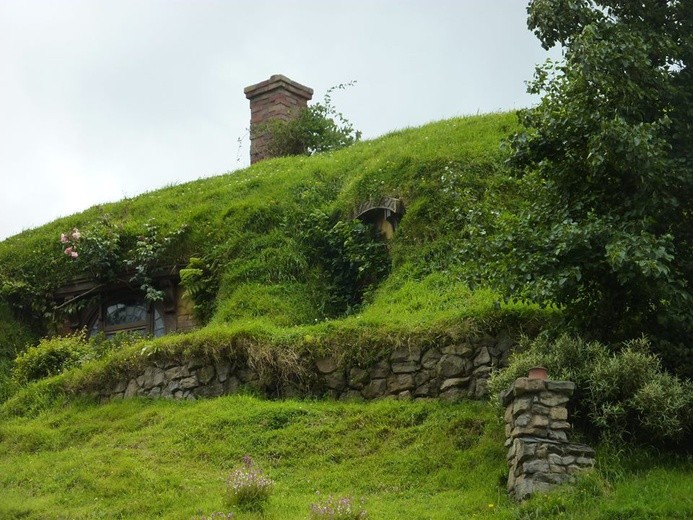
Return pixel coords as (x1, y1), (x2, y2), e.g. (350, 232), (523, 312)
(502, 0), (692, 374)
(264, 82), (362, 157)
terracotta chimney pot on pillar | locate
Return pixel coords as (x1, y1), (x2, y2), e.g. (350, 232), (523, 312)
(244, 74), (313, 164)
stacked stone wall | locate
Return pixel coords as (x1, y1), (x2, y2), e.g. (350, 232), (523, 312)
(100, 333), (515, 403)
(502, 377), (595, 500)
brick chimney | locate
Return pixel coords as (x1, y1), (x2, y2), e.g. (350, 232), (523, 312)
(244, 74), (314, 164)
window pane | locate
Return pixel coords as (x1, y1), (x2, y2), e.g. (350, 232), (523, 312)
(106, 302), (147, 326)
(153, 308), (165, 338)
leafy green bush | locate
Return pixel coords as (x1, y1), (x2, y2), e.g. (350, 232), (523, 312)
(263, 82), (361, 157)
(12, 331), (88, 385)
(488, 334), (693, 445)
(298, 211), (390, 316)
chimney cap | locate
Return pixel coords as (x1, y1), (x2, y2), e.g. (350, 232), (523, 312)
(244, 74), (314, 101)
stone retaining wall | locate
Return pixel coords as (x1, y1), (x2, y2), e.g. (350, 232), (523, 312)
(101, 332), (515, 402)
(502, 376), (595, 500)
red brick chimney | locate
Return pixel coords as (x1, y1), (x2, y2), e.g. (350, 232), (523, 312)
(244, 74), (314, 164)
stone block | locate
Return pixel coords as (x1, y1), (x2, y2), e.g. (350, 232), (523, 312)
(438, 354), (468, 378)
(390, 347), (421, 363)
(180, 375), (199, 390)
(124, 379), (139, 398)
(391, 361), (420, 373)
(512, 396), (533, 417)
(323, 371), (346, 392)
(197, 365), (216, 385)
(538, 391), (570, 407)
(215, 360), (231, 383)
(473, 346), (491, 367)
(504, 405), (514, 424)
(348, 367), (370, 389)
(514, 413), (532, 428)
(370, 360), (390, 378)
(362, 379), (387, 399)
(513, 378), (546, 395)
(387, 373), (415, 393)
(165, 365), (190, 380)
(535, 472), (570, 485)
(549, 407), (568, 421)
(439, 387), (467, 402)
(398, 390), (412, 401)
(472, 365), (492, 377)
(546, 380), (575, 394)
(440, 377), (469, 392)
(551, 420), (571, 430)
(523, 460), (550, 475)
(530, 415), (549, 428)
(441, 343), (473, 357)
(414, 369), (432, 386)
(315, 357), (338, 374)
(414, 383), (432, 398)
(473, 378), (488, 398)
(421, 348), (442, 368)
(548, 430), (568, 442)
(194, 381), (224, 398)
(187, 357), (206, 370)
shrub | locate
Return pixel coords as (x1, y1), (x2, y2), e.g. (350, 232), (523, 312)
(12, 331), (88, 385)
(309, 494), (368, 520)
(225, 455), (273, 512)
(263, 82), (361, 157)
(488, 334), (693, 445)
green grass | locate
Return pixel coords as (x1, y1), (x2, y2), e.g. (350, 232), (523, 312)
(0, 397), (690, 519)
(0, 113), (690, 519)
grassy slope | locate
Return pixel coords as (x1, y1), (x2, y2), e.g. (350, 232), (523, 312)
(0, 114), (691, 519)
(1, 112), (550, 400)
(0, 397), (691, 519)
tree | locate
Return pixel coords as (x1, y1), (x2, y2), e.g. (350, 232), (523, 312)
(503, 0), (692, 375)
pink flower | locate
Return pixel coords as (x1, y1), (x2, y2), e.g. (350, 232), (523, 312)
(64, 246), (78, 258)
(60, 233), (69, 244)
(70, 251), (79, 258)
(71, 228), (81, 240)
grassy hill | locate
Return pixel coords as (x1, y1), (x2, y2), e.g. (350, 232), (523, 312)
(0, 113), (691, 519)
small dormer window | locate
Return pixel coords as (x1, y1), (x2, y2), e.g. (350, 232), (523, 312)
(354, 197), (404, 239)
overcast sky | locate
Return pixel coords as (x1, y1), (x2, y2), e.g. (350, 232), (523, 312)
(0, 0), (556, 241)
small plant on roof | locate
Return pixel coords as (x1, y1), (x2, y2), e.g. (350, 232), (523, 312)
(225, 455), (274, 512)
(309, 493), (369, 520)
(263, 81), (361, 157)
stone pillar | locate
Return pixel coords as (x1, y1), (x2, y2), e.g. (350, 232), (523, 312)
(244, 74), (313, 164)
(501, 376), (595, 500)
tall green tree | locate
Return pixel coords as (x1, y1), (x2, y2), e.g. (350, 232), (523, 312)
(504, 0), (692, 374)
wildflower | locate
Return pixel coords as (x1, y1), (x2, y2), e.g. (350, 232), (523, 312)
(64, 246), (78, 258)
(60, 233), (69, 244)
(225, 456), (273, 511)
(71, 228), (81, 240)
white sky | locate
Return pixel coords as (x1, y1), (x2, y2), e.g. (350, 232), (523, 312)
(0, 0), (555, 240)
